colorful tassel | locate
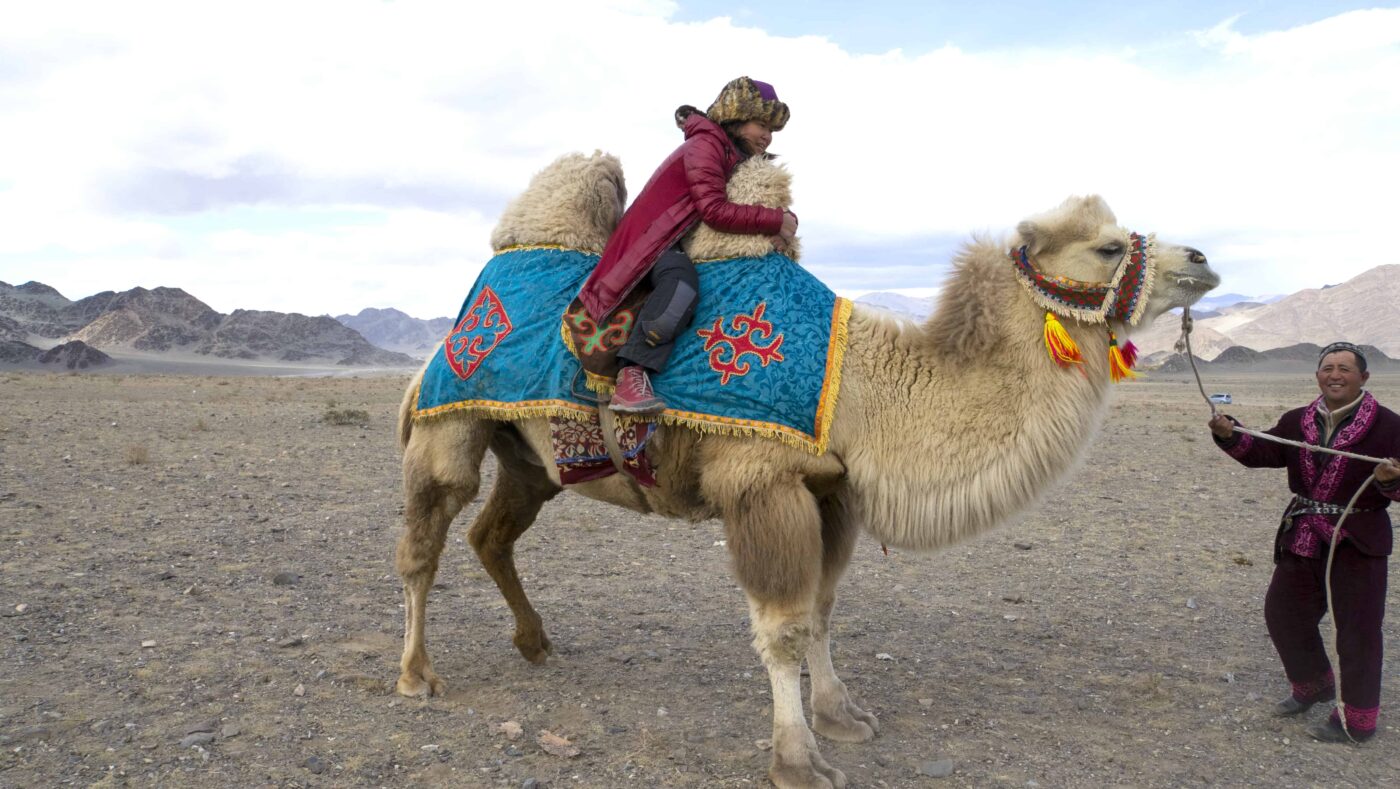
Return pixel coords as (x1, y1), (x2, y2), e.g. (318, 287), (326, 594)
(1108, 329), (1139, 382)
(1043, 312), (1083, 368)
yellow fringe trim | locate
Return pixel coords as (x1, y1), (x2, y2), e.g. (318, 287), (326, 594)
(412, 396), (597, 424)
(495, 243), (592, 255)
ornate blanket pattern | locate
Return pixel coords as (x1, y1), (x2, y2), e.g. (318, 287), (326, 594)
(412, 246), (851, 456)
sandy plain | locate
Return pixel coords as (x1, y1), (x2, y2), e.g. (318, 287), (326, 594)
(1, 368), (1398, 787)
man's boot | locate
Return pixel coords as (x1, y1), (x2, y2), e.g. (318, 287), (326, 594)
(610, 365), (664, 415)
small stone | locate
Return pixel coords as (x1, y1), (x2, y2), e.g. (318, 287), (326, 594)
(16, 603), (30, 614)
(1003, 615), (1019, 621)
(521, 779), (542, 789)
(140, 640), (156, 649)
(876, 653), (894, 661)
(605, 725), (628, 735)
(293, 683), (306, 697)
(184, 720), (218, 735)
(1014, 542), (1033, 550)
(918, 698), (934, 707)
(421, 744), (440, 751)
(656, 707), (668, 717)
(1221, 672), (1235, 684)
(755, 739), (772, 751)
(498, 721), (524, 740)
(918, 758), (955, 778)
(155, 571), (176, 582)
(278, 636), (304, 648)
(272, 572), (300, 586)
(178, 732), (215, 748)
(220, 724), (241, 739)
(304, 756), (328, 774)
(1186, 598), (1198, 610)
(505, 745), (524, 757)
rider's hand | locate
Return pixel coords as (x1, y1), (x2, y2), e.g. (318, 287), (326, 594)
(779, 211), (798, 241)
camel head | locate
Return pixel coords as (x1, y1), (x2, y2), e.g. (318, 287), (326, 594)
(490, 150), (627, 254)
(684, 157), (801, 262)
(1014, 195), (1219, 327)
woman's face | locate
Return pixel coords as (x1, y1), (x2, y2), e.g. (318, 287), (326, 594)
(735, 119), (774, 155)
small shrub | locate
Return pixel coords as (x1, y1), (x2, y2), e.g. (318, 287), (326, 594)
(125, 445), (151, 465)
(322, 407), (370, 426)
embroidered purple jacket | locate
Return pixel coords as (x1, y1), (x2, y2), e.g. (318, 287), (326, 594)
(1215, 392), (1400, 558)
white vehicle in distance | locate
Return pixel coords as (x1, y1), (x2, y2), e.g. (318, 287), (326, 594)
(1208, 393), (1232, 405)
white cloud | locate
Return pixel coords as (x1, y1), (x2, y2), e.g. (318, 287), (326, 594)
(1, 2), (1397, 317)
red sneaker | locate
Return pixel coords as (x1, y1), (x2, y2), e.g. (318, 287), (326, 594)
(610, 365), (665, 414)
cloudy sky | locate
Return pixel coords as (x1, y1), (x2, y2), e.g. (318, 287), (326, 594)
(2, 1), (1396, 319)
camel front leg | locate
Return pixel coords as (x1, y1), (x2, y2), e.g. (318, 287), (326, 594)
(724, 479), (845, 789)
(808, 496), (878, 742)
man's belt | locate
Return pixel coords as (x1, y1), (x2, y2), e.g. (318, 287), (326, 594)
(1285, 495), (1380, 519)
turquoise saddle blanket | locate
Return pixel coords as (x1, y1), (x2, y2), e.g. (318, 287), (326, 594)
(413, 246), (851, 453)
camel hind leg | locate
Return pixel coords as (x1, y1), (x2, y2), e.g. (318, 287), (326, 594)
(807, 495), (879, 743)
(467, 425), (562, 664)
(396, 416), (492, 697)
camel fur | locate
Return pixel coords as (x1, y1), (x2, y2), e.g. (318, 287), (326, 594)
(393, 152), (1219, 789)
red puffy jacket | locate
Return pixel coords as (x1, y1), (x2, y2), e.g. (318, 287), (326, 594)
(577, 113), (785, 320)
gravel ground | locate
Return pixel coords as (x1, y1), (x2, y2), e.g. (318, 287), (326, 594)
(1, 370), (1397, 787)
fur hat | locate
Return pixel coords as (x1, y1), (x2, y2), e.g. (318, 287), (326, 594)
(704, 77), (789, 131)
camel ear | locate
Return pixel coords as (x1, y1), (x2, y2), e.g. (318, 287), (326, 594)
(1016, 220), (1043, 255)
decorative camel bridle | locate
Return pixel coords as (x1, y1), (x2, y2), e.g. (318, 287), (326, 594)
(1009, 231), (1156, 382)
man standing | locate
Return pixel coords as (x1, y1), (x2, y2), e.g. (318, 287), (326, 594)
(1209, 341), (1400, 742)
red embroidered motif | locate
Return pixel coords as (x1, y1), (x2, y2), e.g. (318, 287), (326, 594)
(696, 302), (786, 385)
(444, 285), (513, 380)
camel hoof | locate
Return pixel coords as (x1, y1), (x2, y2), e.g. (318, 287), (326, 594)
(814, 711), (876, 743)
(770, 742), (846, 789)
(514, 631), (553, 665)
(769, 760), (845, 789)
(396, 670), (446, 698)
(812, 699), (873, 744)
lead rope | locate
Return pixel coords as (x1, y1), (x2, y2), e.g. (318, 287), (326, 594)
(1178, 307), (1387, 742)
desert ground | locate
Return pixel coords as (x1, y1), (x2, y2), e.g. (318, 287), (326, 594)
(1, 368), (1398, 787)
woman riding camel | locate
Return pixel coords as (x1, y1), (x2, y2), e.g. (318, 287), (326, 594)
(576, 76), (799, 414)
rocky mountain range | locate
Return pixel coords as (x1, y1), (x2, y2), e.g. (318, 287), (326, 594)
(0, 281), (417, 368)
(334, 308), (454, 358)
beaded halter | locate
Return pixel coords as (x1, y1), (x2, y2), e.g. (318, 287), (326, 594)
(1009, 232), (1156, 381)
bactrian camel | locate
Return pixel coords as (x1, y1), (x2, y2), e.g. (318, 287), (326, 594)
(393, 151), (1220, 789)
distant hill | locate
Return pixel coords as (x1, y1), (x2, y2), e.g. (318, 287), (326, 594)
(0, 280), (417, 368)
(1131, 264), (1400, 359)
(1148, 342), (1395, 373)
(335, 307), (454, 359)
(853, 291), (936, 319)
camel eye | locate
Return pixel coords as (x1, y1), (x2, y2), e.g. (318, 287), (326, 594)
(1097, 243), (1124, 258)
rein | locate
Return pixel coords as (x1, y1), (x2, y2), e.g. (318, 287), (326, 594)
(1177, 308), (1387, 741)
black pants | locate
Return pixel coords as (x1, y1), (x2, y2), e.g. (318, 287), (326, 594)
(618, 245), (699, 372)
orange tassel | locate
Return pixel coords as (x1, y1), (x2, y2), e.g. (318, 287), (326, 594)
(1108, 329), (1139, 382)
(1043, 312), (1082, 367)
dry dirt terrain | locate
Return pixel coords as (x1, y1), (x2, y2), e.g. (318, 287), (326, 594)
(1, 369), (1398, 787)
